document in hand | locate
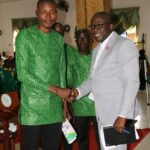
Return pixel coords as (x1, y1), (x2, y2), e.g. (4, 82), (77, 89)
(62, 119), (77, 144)
(100, 119), (139, 149)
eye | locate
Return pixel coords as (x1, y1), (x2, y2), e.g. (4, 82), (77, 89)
(39, 10), (48, 15)
(50, 10), (57, 15)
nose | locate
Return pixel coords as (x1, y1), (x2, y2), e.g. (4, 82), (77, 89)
(46, 12), (51, 18)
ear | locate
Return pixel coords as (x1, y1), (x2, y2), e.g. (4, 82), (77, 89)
(75, 39), (77, 44)
(110, 23), (115, 30)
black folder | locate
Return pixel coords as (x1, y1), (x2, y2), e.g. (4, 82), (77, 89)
(103, 119), (137, 146)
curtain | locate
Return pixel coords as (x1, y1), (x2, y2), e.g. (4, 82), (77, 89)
(112, 7), (140, 34)
(76, 0), (112, 29)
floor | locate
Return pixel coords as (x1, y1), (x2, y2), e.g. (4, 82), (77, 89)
(134, 85), (150, 150)
(135, 89), (150, 129)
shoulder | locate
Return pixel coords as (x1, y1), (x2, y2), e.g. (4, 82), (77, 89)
(66, 44), (77, 55)
(52, 30), (64, 41)
(50, 30), (64, 48)
(116, 35), (139, 58)
(16, 26), (35, 40)
(66, 44), (76, 52)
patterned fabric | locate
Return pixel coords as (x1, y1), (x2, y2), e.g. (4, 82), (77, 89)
(15, 25), (66, 125)
(66, 46), (96, 116)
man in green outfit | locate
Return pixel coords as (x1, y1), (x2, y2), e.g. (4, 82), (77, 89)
(15, 0), (70, 149)
(66, 29), (100, 150)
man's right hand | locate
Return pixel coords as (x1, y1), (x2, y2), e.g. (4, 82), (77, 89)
(66, 88), (79, 102)
(48, 86), (79, 102)
(48, 85), (71, 100)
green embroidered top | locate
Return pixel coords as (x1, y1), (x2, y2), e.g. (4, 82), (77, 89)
(15, 25), (66, 125)
(66, 46), (96, 116)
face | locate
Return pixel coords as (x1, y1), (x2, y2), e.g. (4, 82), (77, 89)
(36, 2), (57, 32)
(90, 16), (113, 42)
(76, 32), (91, 54)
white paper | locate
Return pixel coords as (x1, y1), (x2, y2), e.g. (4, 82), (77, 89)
(135, 128), (139, 139)
(62, 119), (77, 144)
(9, 123), (17, 132)
(88, 92), (94, 101)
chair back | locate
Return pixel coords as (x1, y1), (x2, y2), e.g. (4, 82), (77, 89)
(0, 91), (19, 112)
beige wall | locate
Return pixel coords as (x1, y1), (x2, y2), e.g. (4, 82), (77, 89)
(57, 0), (76, 47)
(0, 0), (76, 53)
(112, 0), (150, 62)
(0, 0), (150, 62)
(0, 0), (37, 52)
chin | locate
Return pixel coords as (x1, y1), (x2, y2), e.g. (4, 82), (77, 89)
(44, 22), (55, 28)
(94, 37), (101, 42)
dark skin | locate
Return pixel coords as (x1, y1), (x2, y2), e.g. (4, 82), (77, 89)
(91, 16), (126, 133)
(36, 1), (71, 119)
(76, 31), (91, 55)
(90, 16), (113, 43)
(36, 1), (57, 33)
(50, 15), (126, 133)
(49, 30), (92, 119)
(49, 30), (92, 99)
(90, 15), (126, 133)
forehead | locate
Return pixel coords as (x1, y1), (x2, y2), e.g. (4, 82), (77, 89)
(77, 32), (89, 38)
(37, 1), (56, 10)
(77, 30), (90, 36)
(91, 16), (107, 24)
(79, 32), (86, 36)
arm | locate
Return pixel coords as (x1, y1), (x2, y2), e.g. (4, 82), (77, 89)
(76, 71), (92, 99)
(15, 30), (50, 91)
(118, 41), (139, 117)
(114, 40), (140, 132)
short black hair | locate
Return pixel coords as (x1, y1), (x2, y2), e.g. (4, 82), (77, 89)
(53, 22), (64, 35)
(75, 29), (91, 40)
(53, 22), (64, 29)
(37, 0), (56, 8)
(91, 11), (117, 25)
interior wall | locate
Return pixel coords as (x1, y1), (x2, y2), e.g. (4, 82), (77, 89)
(1, 0), (149, 61)
(57, 0), (76, 47)
(112, 0), (150, 62)
(0, 0), (76, 53)
(0, 0), (37, 52)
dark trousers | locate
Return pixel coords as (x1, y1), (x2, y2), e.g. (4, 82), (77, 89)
(64, 116), (100, 150)
(22, 122), (62, 150)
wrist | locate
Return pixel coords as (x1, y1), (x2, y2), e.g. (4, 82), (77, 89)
(49, 85), (59, 94)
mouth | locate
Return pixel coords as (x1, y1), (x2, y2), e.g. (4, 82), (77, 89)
(95, 33), (101, 37)
(45, 20), (53, 24)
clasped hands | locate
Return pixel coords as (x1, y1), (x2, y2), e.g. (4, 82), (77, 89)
(48, 85), (79, 102)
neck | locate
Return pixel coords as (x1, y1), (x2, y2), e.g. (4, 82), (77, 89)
(78, 50), (90, 55)
(100, 31), (112, 43)
(38, 25), (51, 33)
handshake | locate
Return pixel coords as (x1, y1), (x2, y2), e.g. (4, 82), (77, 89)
(48, 85), (79, 102)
